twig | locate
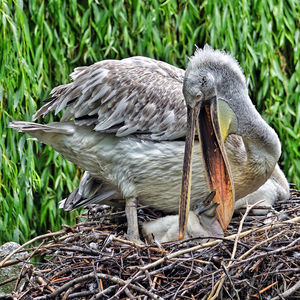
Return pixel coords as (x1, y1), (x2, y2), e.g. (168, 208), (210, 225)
(141, 238), (222, 271)
(62, 283), (81, 300)
(109, 270), (142, 298)
(0, 275), (18, 286)
(251, 281), (278, 297)
(238, 230), (287, 260)
(0, 230), (65, 267)
(253, 268), (300, 276)
(139, 252), (154, 291)
(222, 265), (239, 299)
(36, 272), (163, 300)
(141, 216), (300, 271)
(67, 290), (102, 299)
(270, 280), (300, 300)
(229, 236), (300, 266)
(37, 276), (56, 293)
(14, 240), (45, 292)
(91, 285), (117, 299)
(92, 263), (101, 293)
(96, 273), (163, 300)
(207, 200), (263, 299)
(95, 232), (168, 253)
(124, 287), (135, 299)
(172, 252), (194, 299)
(0, 267), (51, 286)
(34, 273), (96, 299)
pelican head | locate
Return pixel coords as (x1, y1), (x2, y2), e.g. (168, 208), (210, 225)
(179, 45), (270, 240)
(179, 45), (281, 240)
(183, 68), (217, 108)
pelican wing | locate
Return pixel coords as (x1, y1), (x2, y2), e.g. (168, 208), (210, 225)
(34, 57), (186, 140)
(60, 171), (122, 211)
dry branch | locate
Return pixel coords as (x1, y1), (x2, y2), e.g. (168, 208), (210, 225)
(0, 190), (299, 299)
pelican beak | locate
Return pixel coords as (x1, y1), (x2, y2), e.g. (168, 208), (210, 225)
(179, 96), (235, 240)
(179, 102), (201, 240)
(198, 96), (235, 230)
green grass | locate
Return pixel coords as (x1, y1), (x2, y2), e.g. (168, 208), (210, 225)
(0, 0), (299, 244)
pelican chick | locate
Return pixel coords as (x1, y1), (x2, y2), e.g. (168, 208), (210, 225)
(143, 192), (223, 244)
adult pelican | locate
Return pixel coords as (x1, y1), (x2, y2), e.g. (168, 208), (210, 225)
(9, 46), (289, 243)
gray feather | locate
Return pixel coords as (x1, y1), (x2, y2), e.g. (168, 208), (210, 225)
(33, 57), (186, 141)
(60, 171), (122, 211)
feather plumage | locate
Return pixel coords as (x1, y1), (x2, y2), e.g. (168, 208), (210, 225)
(33, 57), (186, 141)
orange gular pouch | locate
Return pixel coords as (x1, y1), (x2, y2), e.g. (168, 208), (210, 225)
(198, 97), (235, 230)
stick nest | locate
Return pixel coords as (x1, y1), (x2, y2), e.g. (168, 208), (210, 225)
(1, 188), (299, 300)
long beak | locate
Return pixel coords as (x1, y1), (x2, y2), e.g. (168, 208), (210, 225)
(179, 97), (235, 240)
(179, 103), (200, 240)
(198, 97), (235, 230)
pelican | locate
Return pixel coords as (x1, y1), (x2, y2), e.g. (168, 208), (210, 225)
(9, 46), (289, 243)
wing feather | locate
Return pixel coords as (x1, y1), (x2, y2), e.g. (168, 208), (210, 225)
(33, 56), (187, 140)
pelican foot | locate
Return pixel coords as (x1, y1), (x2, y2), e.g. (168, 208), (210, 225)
(125, 197), (143, 245)
(124, 234), (144, 245)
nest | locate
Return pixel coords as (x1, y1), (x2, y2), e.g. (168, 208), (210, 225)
(0, 188), (299, 300)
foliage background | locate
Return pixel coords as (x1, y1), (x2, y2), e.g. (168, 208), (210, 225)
(0, 0), (299, 244)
